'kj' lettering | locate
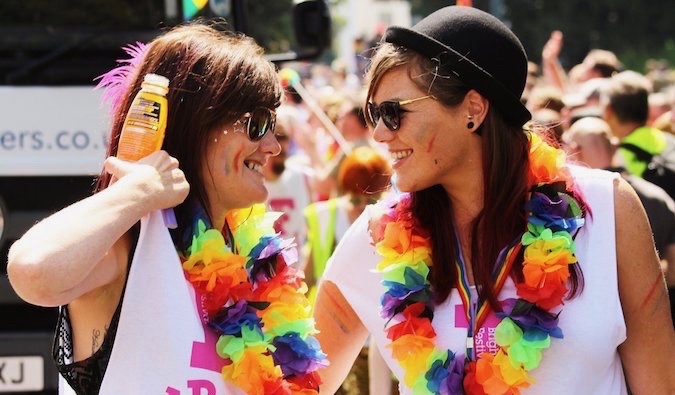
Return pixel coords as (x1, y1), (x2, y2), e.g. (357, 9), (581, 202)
(0, 361), (24, 385)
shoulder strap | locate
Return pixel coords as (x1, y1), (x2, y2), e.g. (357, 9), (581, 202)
(619, 142), (654, 163)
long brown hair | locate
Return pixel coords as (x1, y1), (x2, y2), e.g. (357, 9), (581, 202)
(366, 43), (583, 310)
(94, 22), (283, 236)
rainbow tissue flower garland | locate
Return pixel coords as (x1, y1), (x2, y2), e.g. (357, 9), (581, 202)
(181, 204), (328, 395)
(371, 134), (586, 395)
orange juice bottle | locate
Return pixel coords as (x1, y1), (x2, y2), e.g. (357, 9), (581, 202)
(116, 73), (169, 161)
(116, 73), (176, 228)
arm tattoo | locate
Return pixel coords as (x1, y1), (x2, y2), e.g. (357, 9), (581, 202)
(91, 325), (109, 354)
(92, 329), (101, 354)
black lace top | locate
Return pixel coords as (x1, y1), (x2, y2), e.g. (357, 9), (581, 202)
(52, 227), (138, 395)
(53, 300), (122, 395)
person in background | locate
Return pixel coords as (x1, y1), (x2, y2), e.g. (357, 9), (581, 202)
(7, 22), (326, 395)
(539, 32), (621, 92)
(263, 105), (314, 250)
(526, 85), (567, 143)
(304, 146), (394, 395)
(601, 70), (669, 181)
(313, 6), (674, 394)
(312, 95), (385, 200)
(565, 116), (675, 325)
(526, 84), (565, 114)
(304, 145), (390, 304)
(651, 85), (674, 134)
(540, 30), (567, 92)
(520, 61), (541, 106)
(648, 91), (671, 127)
(580, 49), (623, 81)
(531, 108), (565, 144)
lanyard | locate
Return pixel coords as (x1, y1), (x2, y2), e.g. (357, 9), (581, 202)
(455, 235), (522, 360)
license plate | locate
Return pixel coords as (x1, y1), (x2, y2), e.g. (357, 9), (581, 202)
(0, 356), (44, 392)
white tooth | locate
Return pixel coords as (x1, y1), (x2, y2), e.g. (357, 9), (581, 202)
(246, 162), (262, 174)
(393, 150), (411, 159)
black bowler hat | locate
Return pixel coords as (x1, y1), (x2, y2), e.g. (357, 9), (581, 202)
(384, 6), (531, 127)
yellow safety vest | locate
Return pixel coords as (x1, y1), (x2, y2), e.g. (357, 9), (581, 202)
(303, 199), (338, 306)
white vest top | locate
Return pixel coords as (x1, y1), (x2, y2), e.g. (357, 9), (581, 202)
(322, 166), (629, 395)
(265, 167), (313, 246)
(60, 210), (245, 395)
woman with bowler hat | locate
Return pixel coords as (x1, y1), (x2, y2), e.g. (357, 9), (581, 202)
(313, 6), (674, 395)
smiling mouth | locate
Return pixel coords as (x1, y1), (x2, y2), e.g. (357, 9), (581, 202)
(244, 160), (263, 174)
(391, 149), (412, 160)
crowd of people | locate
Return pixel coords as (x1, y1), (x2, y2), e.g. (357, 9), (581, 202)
(6, 5), (675, 395)
(250, 11), (675, 392)
(268, 15), (675, 330)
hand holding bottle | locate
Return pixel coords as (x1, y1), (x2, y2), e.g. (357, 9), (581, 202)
(105, 151), (189, 214)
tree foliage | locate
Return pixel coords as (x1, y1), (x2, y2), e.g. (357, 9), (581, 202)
(409, 0), (675, 73)
(504, 0), (675, 72)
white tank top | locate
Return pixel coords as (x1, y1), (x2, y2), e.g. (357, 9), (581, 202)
(322, 166), (628, 395)
(61, 210), (245, 394)
(265, 167), (313, 245)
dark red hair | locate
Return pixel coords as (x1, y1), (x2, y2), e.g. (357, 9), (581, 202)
(337, 146), (391, 196)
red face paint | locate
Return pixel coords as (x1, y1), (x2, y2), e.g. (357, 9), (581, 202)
(640, 271), (666, 310)
(427, 134), (436, 153)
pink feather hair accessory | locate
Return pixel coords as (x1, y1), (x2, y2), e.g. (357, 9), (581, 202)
(95, 42), (149, 116)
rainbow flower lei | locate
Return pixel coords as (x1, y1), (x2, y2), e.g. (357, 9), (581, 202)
(371, 134), (586, 394)
(181, 204), (328, 395)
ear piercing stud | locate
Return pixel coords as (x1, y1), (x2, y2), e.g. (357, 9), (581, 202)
(467, 115), (475, 129)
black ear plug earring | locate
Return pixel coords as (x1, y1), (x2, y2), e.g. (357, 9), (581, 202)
(467, 115), (475, 129)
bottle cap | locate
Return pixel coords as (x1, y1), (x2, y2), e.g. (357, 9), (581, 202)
(144, 73), (170, 88)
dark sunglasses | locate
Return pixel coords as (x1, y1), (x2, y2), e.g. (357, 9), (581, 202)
(232, 107), (277, 141)
(366, 95), (435, 131)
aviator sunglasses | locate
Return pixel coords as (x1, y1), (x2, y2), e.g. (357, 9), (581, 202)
(232, 107), (277, 141)
(366, 95), (435, 131)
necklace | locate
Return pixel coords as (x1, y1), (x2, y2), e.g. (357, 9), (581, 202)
(372, 134), (585, 394)
(181, 204), (327, 394)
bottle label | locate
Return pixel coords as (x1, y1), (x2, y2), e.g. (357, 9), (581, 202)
(117, 95), (165, 161)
